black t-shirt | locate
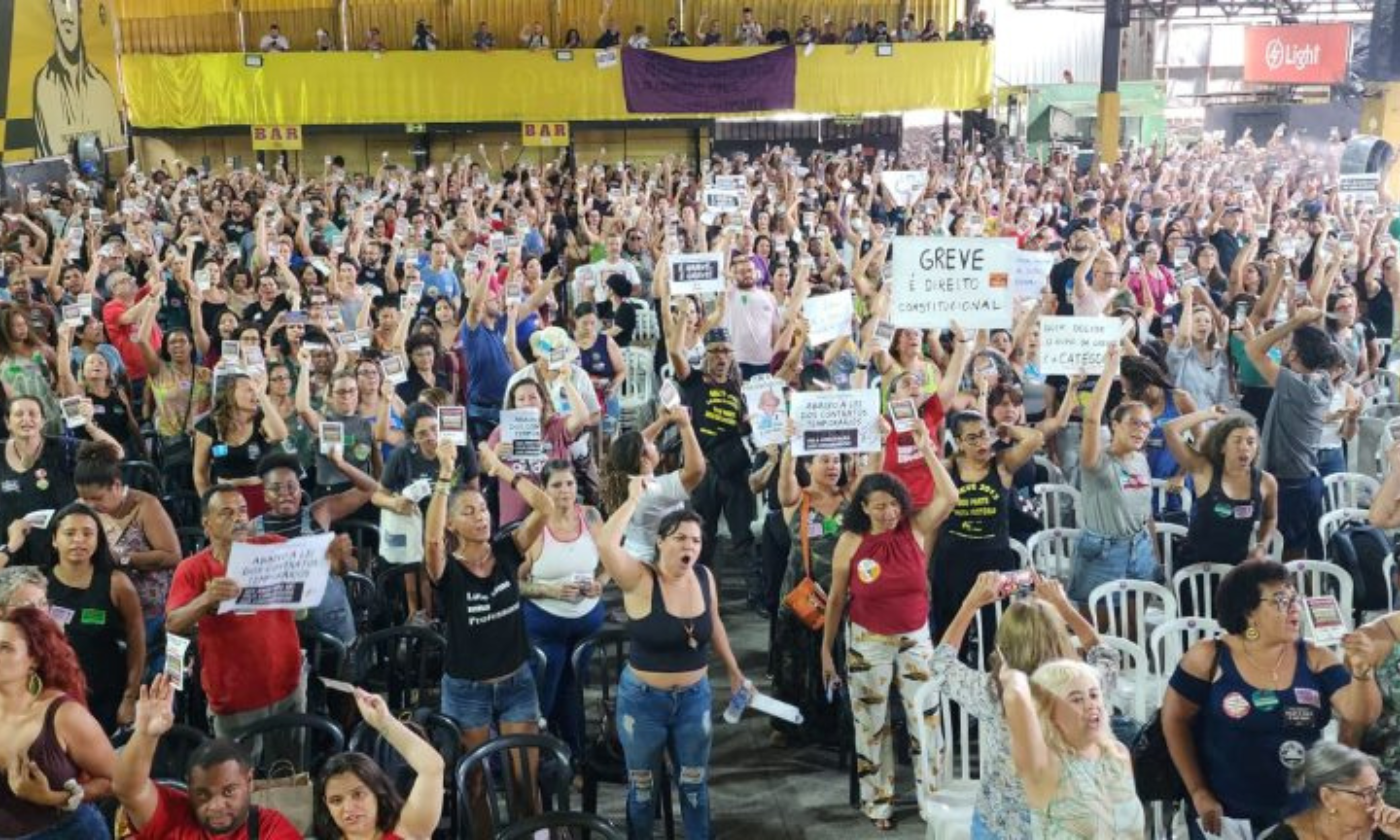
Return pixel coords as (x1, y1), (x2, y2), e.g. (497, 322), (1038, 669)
(0, 435), (78, 568)
(1050, 257), (1079, 315)
(596, 30), (620, 48)
(243, 296), (290, 329)
(381, 443), (480, 516)
(437, 532), (529, 681)
(679, 368), (747, 455)
(221, 219), (252, 245)
(599, 299), (638, 347)
(196, 412), (278, 482)
(1209, 229), (1243, 275)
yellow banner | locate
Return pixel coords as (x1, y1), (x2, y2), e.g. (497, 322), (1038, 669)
(521, 121), (570, 148)
(122, 44), (992, 129)
(3, 0), (126, 163)
(251, 124), (304, 150)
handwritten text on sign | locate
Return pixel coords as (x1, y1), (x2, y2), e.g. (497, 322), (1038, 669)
(803, 289), (854, 346)
(219, 533), (333, 614)
(889, 237), (1014, 330)
(790, 388), (881, 457)
(1039, 316), (1122, 376)
(667, 252), (726, 295)
(1012, 251), (1057, 298)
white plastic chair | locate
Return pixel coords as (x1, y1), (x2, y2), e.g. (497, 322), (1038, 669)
(1287, 559), (1356, 618)
(617, 347), (656, 434)
(914, 682), (977, 836)
(1033, 483), (1081, 530)
(1149, 617), (1223, 677)
(1026, 527), (1080, 583)
(1323, 473), (1380, 514)
(1088, 580), (1178, 647)
(969, 598), (1011, 672)
(1032, 454), (1065, 485)
(1008, 538), (1031, 570)
(1319, 507), (1370, 561)
(626, 297), (659, 346)
(1097, 634), (1153, 721)
(1151, 477), (1194, 520)
(1253, 526), (1285, 564)
(1154, 522), (1190, 583)
(1171, 563), (1234, 621)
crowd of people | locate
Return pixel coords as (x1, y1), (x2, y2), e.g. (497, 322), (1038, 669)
(0, 119), (1399, 840)
(255, 2), (993, 54)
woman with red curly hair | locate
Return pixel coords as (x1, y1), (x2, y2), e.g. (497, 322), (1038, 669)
(0, 606), (116, 838)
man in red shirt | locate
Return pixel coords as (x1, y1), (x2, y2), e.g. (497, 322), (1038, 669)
(100, 271), (163, 402)
(114, 674), (302, 839)
(165, 485), (304, 757)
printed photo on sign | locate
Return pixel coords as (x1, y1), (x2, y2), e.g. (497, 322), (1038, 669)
(880, 170), (930, 208)
(889, 399), (918, 433)
(888, 237), (1015, 330)
(319, 421), (344, 456)
(164, 634), (191, 691)
(667, 252), (726, 295)
(218, 533), (334, 614)
(803, 289), (854, 347)
(1339, 173), (1381, 204)
(658, 380), (681, 411)
(59, 396), (87, 429)
(702, 190), (744, 213)
(743, 380), (788, 448)
(790, 389), (882, 457)
(439, 406), (468, 445)
(1039, 316), (1122, 376)
(381, 354), (408, 385)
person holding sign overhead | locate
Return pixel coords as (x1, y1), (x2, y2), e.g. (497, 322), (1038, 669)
(821, 419), (959, 831)
(296, 355), (380, 503)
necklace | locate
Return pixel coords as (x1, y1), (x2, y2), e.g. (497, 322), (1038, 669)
(681, 621), (698, 649)
(8, 438), (40, 472)
(1242, 639), (1290, 689)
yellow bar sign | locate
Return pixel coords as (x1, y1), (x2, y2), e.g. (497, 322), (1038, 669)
(251, 124), (304, 150)
(521, 121), (570, 147)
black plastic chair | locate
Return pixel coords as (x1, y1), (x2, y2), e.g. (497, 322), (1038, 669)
(374, 562), (426, 628)
(342, 571), (383, 635)
(233, 712), (345, 779)
(176, 526), (208, 558)
(332, 518), (382, 571)
(121, 459), (163, 495)
(111, 723), (209, 782)
(495, 811), (625, 840)
(161, 491), (203, 531)
(350, 625), (447, 715)
(571, 627), (675, 839)
(297, 626), (349, 717)
(454, 733), (573, 840)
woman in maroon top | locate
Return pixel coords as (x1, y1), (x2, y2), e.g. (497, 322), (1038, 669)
(821, 420), (959, 831)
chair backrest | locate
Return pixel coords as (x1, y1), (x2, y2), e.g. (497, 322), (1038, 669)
(1026, 527), (1081, 582)
(1032, 454), (1065, 486)
(454, 733), (573, 840)
(350, 625), (447, 715)
(1149, 617), (1222, 677)
(1319, 508), (1370, 562)
(969, 599), (1010, 671)
(1171, 562), (1234, 621)
(620, 346), (656, 402)
(1253, 527), (1285, 564)
(1096, 635), (1151, 721)
(161, 492), (204, 530)
(1008, 538), (1031, 570)
(341, 572), (383, 635)
(1323, 473), (1381, 514)
(496, 811), (625, 840)
(572, 627), (630, 763)
(233, 712), (345, 778)
(1286, 559), (1356, 617)
(332, 519), (383, 569)
(1087, 580), (1178, 646)
(373, 562), (426, 628)
(627, 298), (660, 345)
(175, 526), (208, 557)
(151, 724), (210, 782)
(1154, 522), (1190, 582)
(121, 459), (163, 495)
(1150, 477), (1194, 519)
(1384, 555), (1398, 616)
(1033, 483), (1081, 530)
(298, 626), (349, 716)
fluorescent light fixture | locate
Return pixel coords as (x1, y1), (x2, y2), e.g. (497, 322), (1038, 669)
(555, 49), (574, 61)
(244, 54), (264, 68)
(875, 43), (893, 57)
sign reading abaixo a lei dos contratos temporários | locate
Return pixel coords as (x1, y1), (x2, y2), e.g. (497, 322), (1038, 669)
(790, 389), (882, 457)
(218, 533), (333, 614)
(1039, 316), (1122, 376)
(889, 237), (1015, 330)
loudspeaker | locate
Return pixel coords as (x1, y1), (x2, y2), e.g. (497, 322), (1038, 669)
(1371, 0), (1400, 81)
(1340, 134), (1395, 174)
(72, 133), (104, 178)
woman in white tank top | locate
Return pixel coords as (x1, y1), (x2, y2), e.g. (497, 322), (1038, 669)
(519, 459), (607, 754)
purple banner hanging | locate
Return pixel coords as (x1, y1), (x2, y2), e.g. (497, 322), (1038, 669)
(621, 47), (796, 114)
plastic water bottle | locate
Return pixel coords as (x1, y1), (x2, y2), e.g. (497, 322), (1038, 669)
(722, 679), (755, 724)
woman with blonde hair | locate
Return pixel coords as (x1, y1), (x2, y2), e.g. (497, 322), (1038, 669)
(932, 571), (1116, 840)
(1000, 657), (1145, 839)
(192, 372), (289, 519)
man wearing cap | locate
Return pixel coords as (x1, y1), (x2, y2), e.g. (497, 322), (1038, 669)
(666, 325), (755, 572)
(725, 258), (783, 381)
(1208, 205), (1247, 274)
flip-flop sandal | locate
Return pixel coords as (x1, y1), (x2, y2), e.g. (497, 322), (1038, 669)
(870, 817), (896, 832)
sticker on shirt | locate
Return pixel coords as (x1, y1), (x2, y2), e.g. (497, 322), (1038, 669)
(1233, 504), (1255, 520)
(1221, 691), (1251, 719)
(1, 479), (20, 494)
(1282, 705), (1319, 729)
(80, 607), (107, 625)
(1278, 740), (1306, 769)
(48, 605), (74, 626)
(1252, 689), (1280, 712)
(856, 558), (882, 584)
(807, 518), (824, 539)
(1294, 687), (1321, 708)
(247, 443), (261, 460)
(352, 442), (372, 462)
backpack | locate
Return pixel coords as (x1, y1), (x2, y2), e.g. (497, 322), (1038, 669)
(1326, 522), (1393, 617)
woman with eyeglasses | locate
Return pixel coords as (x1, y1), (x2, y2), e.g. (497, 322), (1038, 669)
(1258, 741), (1400, 839)
(296, 351), (380, 504)
(1162, 561), (1380, 838)
(1068, 346), (1160, 606)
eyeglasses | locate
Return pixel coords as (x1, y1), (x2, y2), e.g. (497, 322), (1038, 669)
(1262, 590), (1301, 612)
(1326, 783), (1385, 806)
(960, 430), (991, 444)
(1121, 418), (1153, 430)
(265, 481), (300, 494)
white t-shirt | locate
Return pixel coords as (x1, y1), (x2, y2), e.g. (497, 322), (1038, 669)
(623, 471), (690, 563)
(579, 259), (642, 303)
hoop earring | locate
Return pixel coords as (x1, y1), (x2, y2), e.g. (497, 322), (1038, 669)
(1245, 625), (1260, 641)
(27, 671), (42, 697)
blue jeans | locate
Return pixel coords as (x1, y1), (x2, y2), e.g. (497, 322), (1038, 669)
(616, 666), (712, 840)
(523, 599), (605, 754)
(1069, 529), (1158, 604)
(18, 803), (108, 838)
(602, 393), (622, 437)
(1317, 447), (1346, 478)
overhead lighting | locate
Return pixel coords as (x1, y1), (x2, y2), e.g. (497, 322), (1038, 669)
(555, 49), (574, 62)
(876, 44), (893, 57)
(244, 54), (264, 68)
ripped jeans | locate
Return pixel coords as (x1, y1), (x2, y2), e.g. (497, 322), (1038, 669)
(616, 666), (712, 840)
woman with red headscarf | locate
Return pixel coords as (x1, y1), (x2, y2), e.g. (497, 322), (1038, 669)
(0, 607), (116, 838)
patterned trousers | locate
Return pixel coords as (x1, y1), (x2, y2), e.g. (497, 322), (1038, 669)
(846, 621), (940, 820)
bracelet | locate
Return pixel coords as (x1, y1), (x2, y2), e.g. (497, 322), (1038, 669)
(61, 779), (83, 812)
(510, 474), (524, 491)
(1353, 667), (1375, 682)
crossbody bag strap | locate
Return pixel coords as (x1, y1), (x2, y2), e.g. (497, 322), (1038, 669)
(801, 490), (813, 580)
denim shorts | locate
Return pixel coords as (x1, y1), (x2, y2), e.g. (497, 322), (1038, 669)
(441, 662), (541, 731)
(1069, 529), (1158, 603)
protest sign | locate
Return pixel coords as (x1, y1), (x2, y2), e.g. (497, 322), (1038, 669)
(1039, 316), (1122, 375)
(790, 389), (882, 456)
(62, 305), (84, 328)
(803, 289), (854, 346)
(1012, 251), (1056, 298)
(319, 422), (344, 456)
(889, 237), (1014, 330)
(702, 190), (744, 213)
(164, 634), (191, 690)
(714, 174), (747, 192)
(880, 170), (930, 208)
(500, 408), (542, 458)
(381, 355), (407, 385)
(743, 380), (788, 448)
(218, 533), (333, 614)
(1339, 173), (1381, 203)
(439, 406), (467, 445)
(667, 252), (726, 295)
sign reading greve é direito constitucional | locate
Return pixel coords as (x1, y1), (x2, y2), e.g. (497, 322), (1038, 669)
(889, 237), (1014, 330)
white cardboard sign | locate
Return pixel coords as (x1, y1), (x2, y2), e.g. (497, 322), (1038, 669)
(1039, 316), (1121, 376)
(802, 289), (854, 347)
(789, 389), (882, 456)
(889, 237), (1015, 330)
(218, 533), (333, 614)
(1012, 250), (1057, 298)
(667, 252), (726, 295)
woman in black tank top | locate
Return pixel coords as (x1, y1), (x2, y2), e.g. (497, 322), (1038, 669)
(597, 477), (747, 840)
(1164, 408), (1278, 568)
(56, 329), (140, 455)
